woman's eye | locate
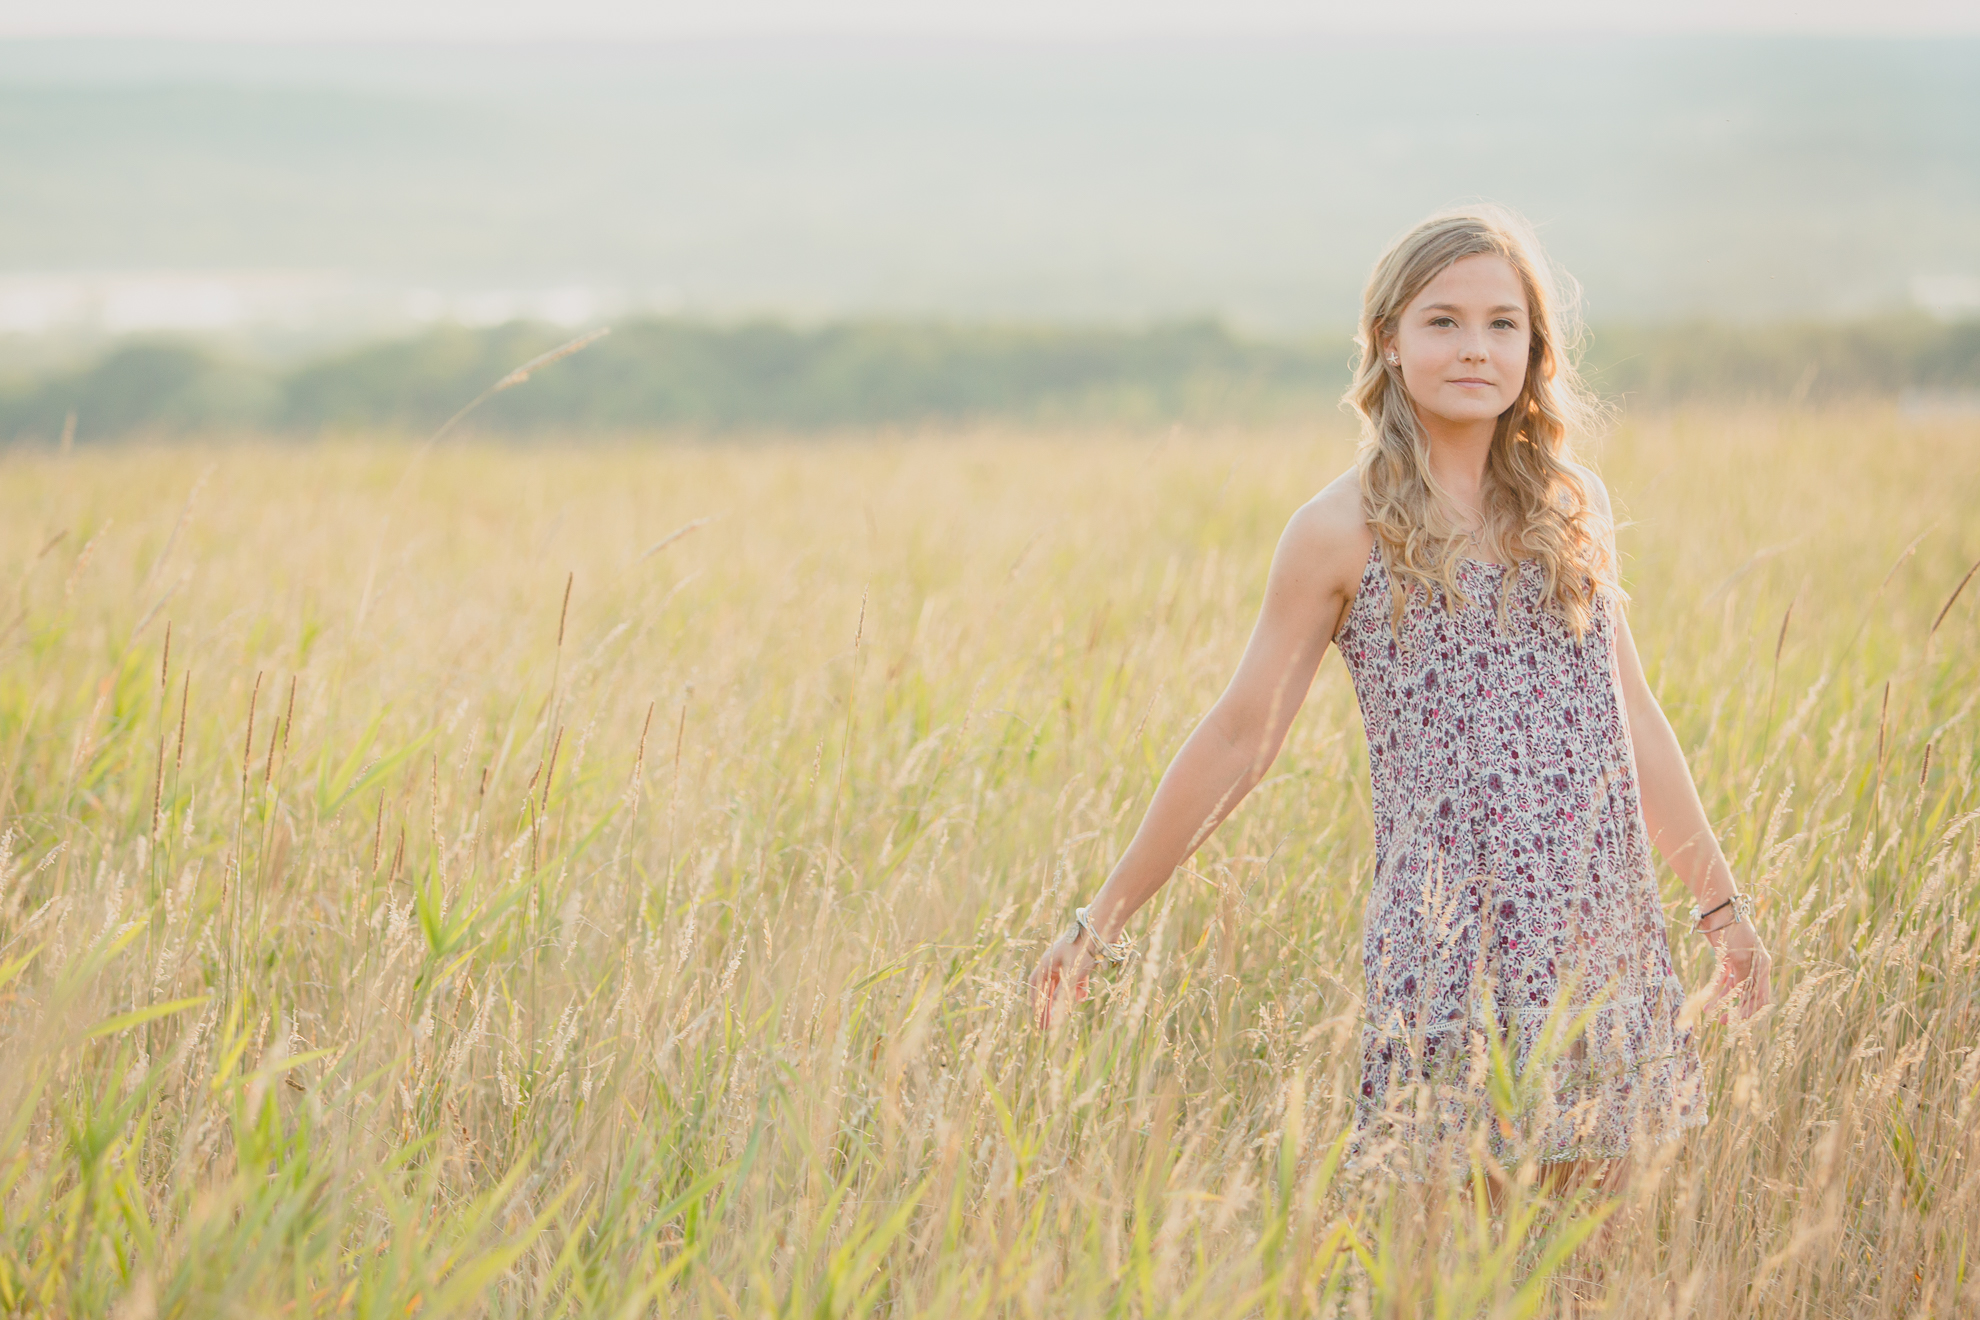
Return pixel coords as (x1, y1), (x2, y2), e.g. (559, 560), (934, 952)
(1492, 319), (1518, 330)
(1430, 316), (1456, 328)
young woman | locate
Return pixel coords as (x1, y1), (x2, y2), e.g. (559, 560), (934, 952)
(1028, 207), (1771, 1176)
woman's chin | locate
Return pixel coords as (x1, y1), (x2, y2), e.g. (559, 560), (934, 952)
(1421, 398), (1511, 429)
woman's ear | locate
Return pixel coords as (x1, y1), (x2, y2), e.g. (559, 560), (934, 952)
(1374, 320), (1396, 367)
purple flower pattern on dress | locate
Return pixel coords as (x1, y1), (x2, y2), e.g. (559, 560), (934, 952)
(1332, 542), (1706, 1164)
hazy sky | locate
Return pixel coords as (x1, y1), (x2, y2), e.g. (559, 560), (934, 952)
(8, 0), (1978, 40)
(4, 20), (1974, 335)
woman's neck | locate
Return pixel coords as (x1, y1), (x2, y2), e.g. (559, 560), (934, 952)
(1420, 415), (1496, 518)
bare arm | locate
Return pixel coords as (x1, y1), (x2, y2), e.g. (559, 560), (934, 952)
(1029, 476), (1371, 1026)
(1613, 609), (1736, 911)
(1591, 475), (1773, 1017)
(1613, 605), (1772, 1016)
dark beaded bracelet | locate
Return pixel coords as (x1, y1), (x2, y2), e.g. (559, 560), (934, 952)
(1689, 893), (1752, 934)
(1692, 896), (1734, 926)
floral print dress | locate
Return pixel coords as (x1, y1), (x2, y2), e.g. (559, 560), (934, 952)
(1332, 542), (1706, 1165)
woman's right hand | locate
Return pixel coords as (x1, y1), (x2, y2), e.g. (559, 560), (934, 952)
(1029, 926), (1099, 1031)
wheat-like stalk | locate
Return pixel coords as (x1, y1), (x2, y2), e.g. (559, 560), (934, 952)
(425, 326), (612, 446)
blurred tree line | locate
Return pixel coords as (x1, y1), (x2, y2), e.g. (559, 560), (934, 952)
(3, 314), (1976, 442)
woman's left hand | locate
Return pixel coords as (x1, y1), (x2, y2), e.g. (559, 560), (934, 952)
(1705, 917), (1772, 1020)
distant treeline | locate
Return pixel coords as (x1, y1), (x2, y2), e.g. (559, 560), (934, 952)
(4, 315), (1977, 442)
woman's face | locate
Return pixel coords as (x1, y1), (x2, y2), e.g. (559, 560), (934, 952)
(1385, 253), (1531, 433)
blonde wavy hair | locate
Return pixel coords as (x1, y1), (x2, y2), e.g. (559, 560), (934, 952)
(1348, 206), (1616, 637)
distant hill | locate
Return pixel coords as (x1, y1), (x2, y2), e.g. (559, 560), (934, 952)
(0, 36), (1976, 329)
(3, 316), (1974, 441)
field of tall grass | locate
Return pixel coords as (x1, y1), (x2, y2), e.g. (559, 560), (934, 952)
(0, 409), (1974, 1317)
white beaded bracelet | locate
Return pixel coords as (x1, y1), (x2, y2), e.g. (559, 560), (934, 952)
(1072, 906), (1135, 965)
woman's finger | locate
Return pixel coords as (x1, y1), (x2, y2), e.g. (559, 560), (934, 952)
(1030, 940), (1101, 1031)
(1031, 957), (1056, 1029)
(1749, 954), (1772, 1013)
(1723, 946), (1771, 1020)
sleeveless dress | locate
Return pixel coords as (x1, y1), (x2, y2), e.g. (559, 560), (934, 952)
(1332, 541), (1706, 1166)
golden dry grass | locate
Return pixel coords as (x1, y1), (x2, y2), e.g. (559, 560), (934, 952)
(0, 408), (1975, 1317)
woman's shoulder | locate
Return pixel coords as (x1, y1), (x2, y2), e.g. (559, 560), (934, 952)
(1281, 467), (1377, 586)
